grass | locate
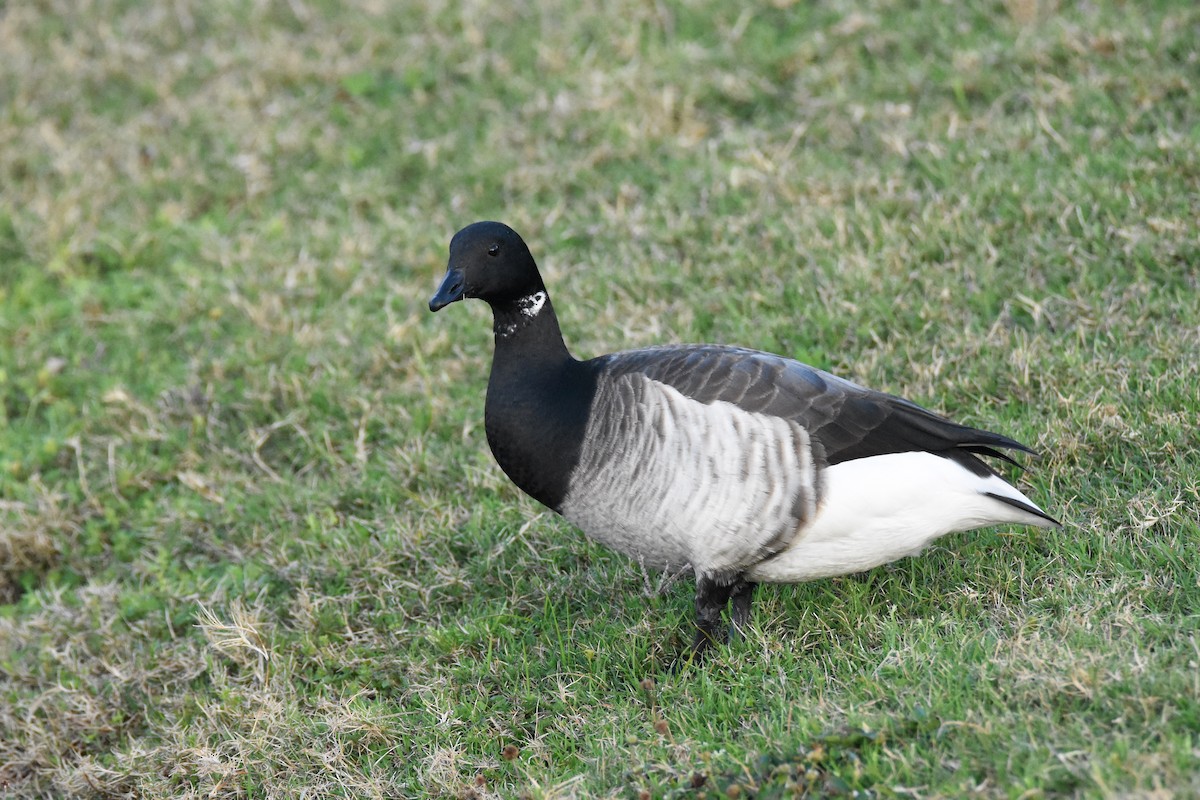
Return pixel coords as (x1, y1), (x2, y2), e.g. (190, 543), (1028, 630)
(1, 0), (1198, 796)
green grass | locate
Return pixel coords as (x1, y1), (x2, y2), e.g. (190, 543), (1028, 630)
(2, 0), (1198, 796)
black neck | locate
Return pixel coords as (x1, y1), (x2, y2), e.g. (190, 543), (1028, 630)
(490, 294), (573, 367)
(483, 292), (594, 510)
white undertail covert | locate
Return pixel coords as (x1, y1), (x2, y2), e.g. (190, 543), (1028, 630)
(747, 450), (1056, 583)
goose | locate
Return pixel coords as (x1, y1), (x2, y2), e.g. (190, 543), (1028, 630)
(429, 221), (1059, 661)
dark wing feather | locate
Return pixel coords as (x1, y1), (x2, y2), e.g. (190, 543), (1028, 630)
(592, 344), (1035, 473)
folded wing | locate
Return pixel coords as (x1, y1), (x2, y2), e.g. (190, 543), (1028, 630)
(596, 344), (1038, 479)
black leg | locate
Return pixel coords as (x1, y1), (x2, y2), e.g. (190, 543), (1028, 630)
(683, 574), (745, 664)
(669, 574), (754, 670)
(729, 580), (756, 641)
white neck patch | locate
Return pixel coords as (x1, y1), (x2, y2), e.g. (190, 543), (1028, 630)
(518, 291), (547, 318)
(495, 291), (548, 338)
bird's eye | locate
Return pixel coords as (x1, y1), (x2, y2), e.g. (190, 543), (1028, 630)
(487, 244), (500, 257)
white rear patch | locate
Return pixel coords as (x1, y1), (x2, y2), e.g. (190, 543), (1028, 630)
(559, 375), (819, 574)
(746, 451), (1055, 583)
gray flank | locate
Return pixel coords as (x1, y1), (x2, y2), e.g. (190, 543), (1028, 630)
(559, 372), (822, 576)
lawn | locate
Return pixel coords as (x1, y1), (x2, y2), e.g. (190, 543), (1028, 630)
(1, 0), (1198, 797)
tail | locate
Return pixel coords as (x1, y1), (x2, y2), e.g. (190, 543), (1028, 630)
(985, 491), (1061, 528)
(942, 424), (1060, 528)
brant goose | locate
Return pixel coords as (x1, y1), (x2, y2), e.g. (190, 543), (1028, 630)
(429, 221), (1059, 661)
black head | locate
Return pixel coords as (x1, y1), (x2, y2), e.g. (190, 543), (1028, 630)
(429, 221), (544, 312)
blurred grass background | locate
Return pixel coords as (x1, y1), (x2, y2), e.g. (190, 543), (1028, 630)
(1, 0), (1198, 797)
